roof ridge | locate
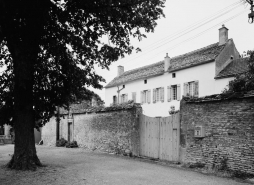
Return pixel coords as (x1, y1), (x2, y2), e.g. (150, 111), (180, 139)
(171, 42), (220, 60)
(119, 60), (163, 76)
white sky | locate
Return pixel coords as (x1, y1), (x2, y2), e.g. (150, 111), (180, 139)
(1, 0), (253, 102)
(92, 0), (254, 102)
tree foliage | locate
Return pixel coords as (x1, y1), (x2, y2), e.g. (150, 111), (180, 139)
(0, 0), (165, 127)
(0, 0), (165, 170)
(223, 50), (254, 93)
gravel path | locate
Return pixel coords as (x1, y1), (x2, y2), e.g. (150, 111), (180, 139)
(0, 145), (252, 185)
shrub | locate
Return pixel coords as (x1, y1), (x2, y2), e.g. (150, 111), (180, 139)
(56, 138), (67, 147)
(66, 141), (78, 148)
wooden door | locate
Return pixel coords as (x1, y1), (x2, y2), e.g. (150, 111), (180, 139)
(139, 113), (180, 162)
(68, 122), (72, 142)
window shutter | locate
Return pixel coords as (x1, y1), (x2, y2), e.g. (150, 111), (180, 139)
(147, 90), (151, 104)
(194, 81), (199, 97)
(161, 87), (164, 102)
(132, 92), (136, 103)
(126, 94), (128, 102)
(177, 84), (181, 100)
(140, 91), (143, 104)
(167, 86), (171, 102)
(153, 89), (156, 103)
(142, 91), (147, 103)
(183, 83), (187, 96)
(171, 86), (174, 100)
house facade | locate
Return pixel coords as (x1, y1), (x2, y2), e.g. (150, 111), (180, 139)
(105, 25), (248, 117)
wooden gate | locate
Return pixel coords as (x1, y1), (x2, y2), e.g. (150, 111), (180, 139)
(139, 113), (180, 161)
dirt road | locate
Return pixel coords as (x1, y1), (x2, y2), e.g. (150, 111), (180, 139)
(0, 145), (251, 185)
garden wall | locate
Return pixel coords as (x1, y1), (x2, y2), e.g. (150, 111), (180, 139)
(42, 102), (142, 156)
(180, 92), (254, 174)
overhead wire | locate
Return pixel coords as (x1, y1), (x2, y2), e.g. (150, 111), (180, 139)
(143, 9), (248, 62)
(120, 1), (243, 67)
(127, 1), (241, 54)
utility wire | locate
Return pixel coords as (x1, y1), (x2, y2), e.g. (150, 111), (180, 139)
(143, 10), (247, 62)
(120, 1), (243, 66)
(129, 1), (241, 53)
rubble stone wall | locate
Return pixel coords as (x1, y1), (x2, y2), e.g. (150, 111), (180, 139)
(42, 104), (142, 156)
(180, 97), (254, 174)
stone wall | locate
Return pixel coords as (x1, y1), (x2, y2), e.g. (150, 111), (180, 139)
(42, 103), (142, 156)
(180, 95), (254, 174)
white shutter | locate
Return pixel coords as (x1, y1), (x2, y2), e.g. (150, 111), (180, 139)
(143, 91), (146, 103)
(148, 90), (151, 104)
(194, 81), (199, 97)
(167, 86), (171, 102)
(161, 87), (164, 102)
(153, 89), (156, 103)
(126, 94), (128, 102)
(132, 92), (136, 103)
(183, 83), (188, 97)
(140, 91), (143, 104)
(177, 84), (181, 100)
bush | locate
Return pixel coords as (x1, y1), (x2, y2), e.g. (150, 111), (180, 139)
(56, 138), (67, 147)
(66, 141), (78, 148)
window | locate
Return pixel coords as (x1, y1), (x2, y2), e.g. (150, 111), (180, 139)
(172, 85), (177, 100)
(153, 87), (164, 103)
(123, 85), (125, 88)
(132, 92), (136, 103)
(144, 79), (147, 84)
(184, 81), (199, 97)
(167, 84), (181, 101)
(140, 90), (151, 104)
(120, 94), (128, 103)
(172, 73), (176, 78)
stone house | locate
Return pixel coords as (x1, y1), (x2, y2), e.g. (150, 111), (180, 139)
(104, 25), (248, 117)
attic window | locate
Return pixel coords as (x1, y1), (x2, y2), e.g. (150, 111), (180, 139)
(172, 73), (176, 78)
(123, 85), (125, 88)
(144, 79), (147, 84)
(230, 56), (234, 60)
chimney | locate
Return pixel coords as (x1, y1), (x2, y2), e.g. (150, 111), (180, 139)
(117, 65), (124, 77)
(219, 24), (228, 45)
(164, 53), (170, 72)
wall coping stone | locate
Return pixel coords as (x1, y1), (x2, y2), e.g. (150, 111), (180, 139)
(60, 100), (141, 115)
(182, 90), (254, 103)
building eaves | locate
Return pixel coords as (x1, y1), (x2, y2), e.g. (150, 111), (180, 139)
(104, 61), (164, 88)
(105, 41), (227, 88)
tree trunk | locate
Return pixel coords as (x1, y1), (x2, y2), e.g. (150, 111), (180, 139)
(6, 45), (42, 170)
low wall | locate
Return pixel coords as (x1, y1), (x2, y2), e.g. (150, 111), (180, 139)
(180, 94), (254, 174)
(42, 103), (142, 156)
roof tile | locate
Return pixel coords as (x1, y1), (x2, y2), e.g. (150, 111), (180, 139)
(105, 42), (226, 88)
(215, 57), (249, 79)
(169, 42), (225, 71)
(105, 61), (164, 88)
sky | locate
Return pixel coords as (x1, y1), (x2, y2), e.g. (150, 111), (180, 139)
(1, 0), (253, 102)
(92, 0), (254, 102)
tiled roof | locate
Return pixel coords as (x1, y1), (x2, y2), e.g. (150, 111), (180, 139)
(215, 58), (249, 79)
(105, 42), (226, 88)
(105, 61), (164, 88)
(168, 42), (226, 72)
